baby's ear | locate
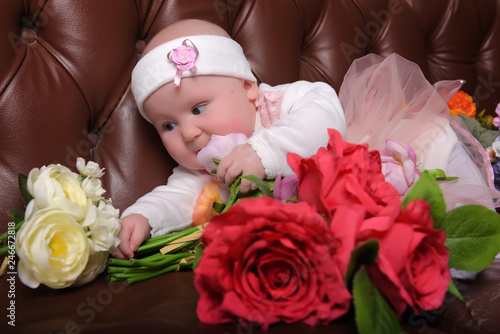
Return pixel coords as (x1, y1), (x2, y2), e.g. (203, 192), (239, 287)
(243, 80), (258, 100)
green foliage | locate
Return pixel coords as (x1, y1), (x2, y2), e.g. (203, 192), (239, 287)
(459, 114), (498, 149)
(193, 243), (205, 271)
(442, 205), (500, 271)
(402, 171), (446, 228)
(353, 267), (402, 334)
(345, 239), (379, 284)
(448, 279), (464, 302)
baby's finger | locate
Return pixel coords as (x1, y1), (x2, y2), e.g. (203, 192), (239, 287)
(216, 159), (231, 183)
(112, 247), (127, 260)
(117, 233), (132, 258)
(239, 178), (252, 194)
(224, 163), (242, 185)
(129, 233), (146, 257)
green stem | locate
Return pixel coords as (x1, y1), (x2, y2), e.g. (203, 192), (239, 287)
(107, 266), (156, 274)
(106, 257), (196, 285)
(108, 258), (135, 267)
(136, 230), (185, 248)
(132, 252), (165, 262)
(135, 226), (201, 254)
(129, 252), (193, 267)
(120, 267), (159, 274)
(107, 272), (145, 279)
(125, 262), (180, 285)
(0, 220), (24, 245)
(106, 276), (121, 283)
(0, 246), (8, 258)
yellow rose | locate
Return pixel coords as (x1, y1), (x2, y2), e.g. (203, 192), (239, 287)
(72, 250), (109, 287)
(26, 164), (88, 221)
(16, 209), (90, 289)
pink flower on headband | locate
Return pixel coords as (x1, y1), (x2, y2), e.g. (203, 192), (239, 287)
(168, 39), (199, 86)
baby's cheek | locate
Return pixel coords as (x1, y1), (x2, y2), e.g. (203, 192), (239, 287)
(226, 119), (254, 137)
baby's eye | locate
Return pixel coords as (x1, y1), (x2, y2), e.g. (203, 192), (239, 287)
(163, 122), (176, 131)
(192, 104), (206, 115)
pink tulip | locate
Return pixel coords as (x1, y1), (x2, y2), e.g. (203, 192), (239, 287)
(196, 133), (248, 173)
(274, 174), (298, 202)
(380, 139), (420, 196)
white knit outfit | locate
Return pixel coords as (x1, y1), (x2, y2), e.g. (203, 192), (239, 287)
(122, 81), (346, 237)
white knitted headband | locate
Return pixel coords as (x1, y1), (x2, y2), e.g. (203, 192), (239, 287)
(131, 34), (257, 122)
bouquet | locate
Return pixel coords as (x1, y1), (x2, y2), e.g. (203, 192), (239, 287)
(108, 129), (500, 333)
(0, 158), (120, 289)
(191, 130), (500, 333)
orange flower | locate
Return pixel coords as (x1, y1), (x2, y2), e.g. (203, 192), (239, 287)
(192, 182), (224, 226)
(447, 90), (476, 118)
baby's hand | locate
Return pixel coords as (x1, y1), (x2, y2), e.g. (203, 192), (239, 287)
(114, 214), (151, 259)
(217, 143), (265, 193)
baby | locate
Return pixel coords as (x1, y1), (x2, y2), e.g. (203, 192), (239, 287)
(114, 19), (347, 259)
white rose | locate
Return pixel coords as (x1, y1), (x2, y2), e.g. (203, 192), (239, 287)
(492, 141), (500, 158)
(87, 200), (121, 252)
(26, 164), (88, 221)
(72, 250), (109, 287)
(16, 209), (90, 289)
(81, 176), (106, 202)
(76, 157), (105, 178)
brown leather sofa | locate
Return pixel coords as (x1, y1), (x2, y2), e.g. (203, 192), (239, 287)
(1, 1), (500, 333)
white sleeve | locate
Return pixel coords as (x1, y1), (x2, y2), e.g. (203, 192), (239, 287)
(247, 81), (346, 178)
(120, 166), (212, 238)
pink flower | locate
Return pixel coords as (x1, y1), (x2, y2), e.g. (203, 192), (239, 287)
(493, 103), (500, 128)
(273, 174), (298, 202)
(380, 139), (420, 196)
(168, 39), (198, 86)
(196, 133), (248, 173)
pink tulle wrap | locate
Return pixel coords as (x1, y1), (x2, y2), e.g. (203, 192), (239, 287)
(339, 53), (500, 210)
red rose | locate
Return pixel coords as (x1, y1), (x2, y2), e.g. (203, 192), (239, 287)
(358, 200), (450, 316)
(194, 197), (351, 329)
(288, 129), (399, 218)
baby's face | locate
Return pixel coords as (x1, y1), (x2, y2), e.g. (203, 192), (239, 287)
(143, 75), (258, 170)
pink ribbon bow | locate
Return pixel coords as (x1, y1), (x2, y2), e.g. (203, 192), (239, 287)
(167, 39), (199, 86)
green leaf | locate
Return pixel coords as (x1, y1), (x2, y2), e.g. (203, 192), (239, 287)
(240, 175), (273, 198)
(353, 266), (402, 334)
(458, 115), (498, 149)
(345, 239), (379, 284)
(212, 202), (225, 214)
(7, 210), (25, 224)
(18, 173), (32, 206)
(442, 205), (500, 271)
(221, 176), (276, 213)
(192, 243), (205, 270)
(425, 169), (458, 181)
(221, 177), (242, 213)
(448, 278), (464, 302)
(402, 171), (446, 228)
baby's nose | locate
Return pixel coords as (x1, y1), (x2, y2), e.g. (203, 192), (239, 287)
(181, 124), (202, 141)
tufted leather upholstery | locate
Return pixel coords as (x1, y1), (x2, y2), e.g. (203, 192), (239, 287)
(1, 0), (500, 231)
(1, 1), (500, 333)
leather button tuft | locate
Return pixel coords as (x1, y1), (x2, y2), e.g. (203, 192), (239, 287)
(21, 28), (37, 44)
(136, 40), (146, 55)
